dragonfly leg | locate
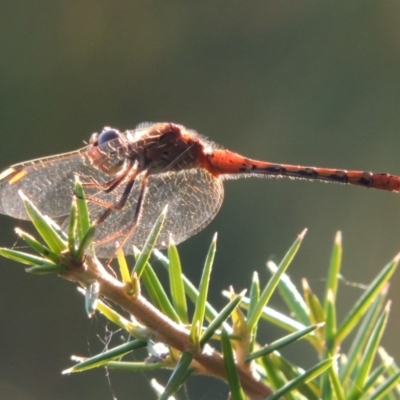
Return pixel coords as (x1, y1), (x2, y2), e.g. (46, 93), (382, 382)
(76, 159), (137, 193)
(77, 173), (125, 192)
(74, 161), (140, 212)
(93, 173), (149, 258)
(94, 170), (141, 225)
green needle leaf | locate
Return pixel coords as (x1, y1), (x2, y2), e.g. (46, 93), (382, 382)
(131, 205), (168, 279)
(364, 371), (400, 400)
(339, 287), (387, 384)
(64, 339), (147, 373)
(105, 361), (163, 371)
(19, 191), (67, 253)
(246, 323), (322, 362)
(0, 247), (59, 268)
(159, 352), (194, 400)
(155, 249), (232, 333)
(73, 177), (91, 243)
(267, 357), (336, 400)
(25, 264), (65, 274)
(15, 228), (60, 264)
(240, 295), (308, 334)
(248, 271), (260, 319)
(324, 231), (342, 314)
(75, 225), (96, 261)
(168, 240), (188, 324)
(200, 292), (244, 346)
(117, 249), (131, 284)
(348, 302), (391, 399)
(221, 329), (245, 400)
(67, 200), (78, 255)
(190, 233), (217, 346)
(141, 261), (180, 322)
(248, 229), (306, 332)
(267, 260), (309, 326)
(336, 253), (398, 343)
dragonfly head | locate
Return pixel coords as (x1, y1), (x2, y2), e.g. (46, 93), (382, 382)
(89, 127), (121, 147)
(97, 128), (120, 145)
(87, 127), (127, 175)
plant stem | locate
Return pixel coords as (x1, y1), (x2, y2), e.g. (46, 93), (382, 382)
(61, 255), (272, 400)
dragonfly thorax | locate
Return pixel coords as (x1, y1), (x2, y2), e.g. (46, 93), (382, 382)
(127, 123), (207, 175)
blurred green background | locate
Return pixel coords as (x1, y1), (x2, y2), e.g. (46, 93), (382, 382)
(1, 2), (400, 399)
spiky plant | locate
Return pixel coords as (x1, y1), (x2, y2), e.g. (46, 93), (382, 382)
(1, 180), (399, 400)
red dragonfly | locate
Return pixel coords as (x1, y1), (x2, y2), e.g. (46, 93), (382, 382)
(0, 122), (399, 258)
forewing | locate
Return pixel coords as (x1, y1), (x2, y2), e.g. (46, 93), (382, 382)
(0, 148), (104, 219)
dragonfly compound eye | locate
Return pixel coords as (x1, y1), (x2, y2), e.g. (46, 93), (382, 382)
(98, 128), (120, 145)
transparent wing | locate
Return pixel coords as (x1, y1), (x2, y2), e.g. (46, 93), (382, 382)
(89, 168), (224, 257)
(0, 148), (106, 219)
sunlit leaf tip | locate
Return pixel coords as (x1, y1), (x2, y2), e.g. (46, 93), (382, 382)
(299, 228), (308, 240)
(335, 230), (342, 245)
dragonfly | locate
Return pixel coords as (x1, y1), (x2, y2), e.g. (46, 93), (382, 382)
(0, 122), (399, 258)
